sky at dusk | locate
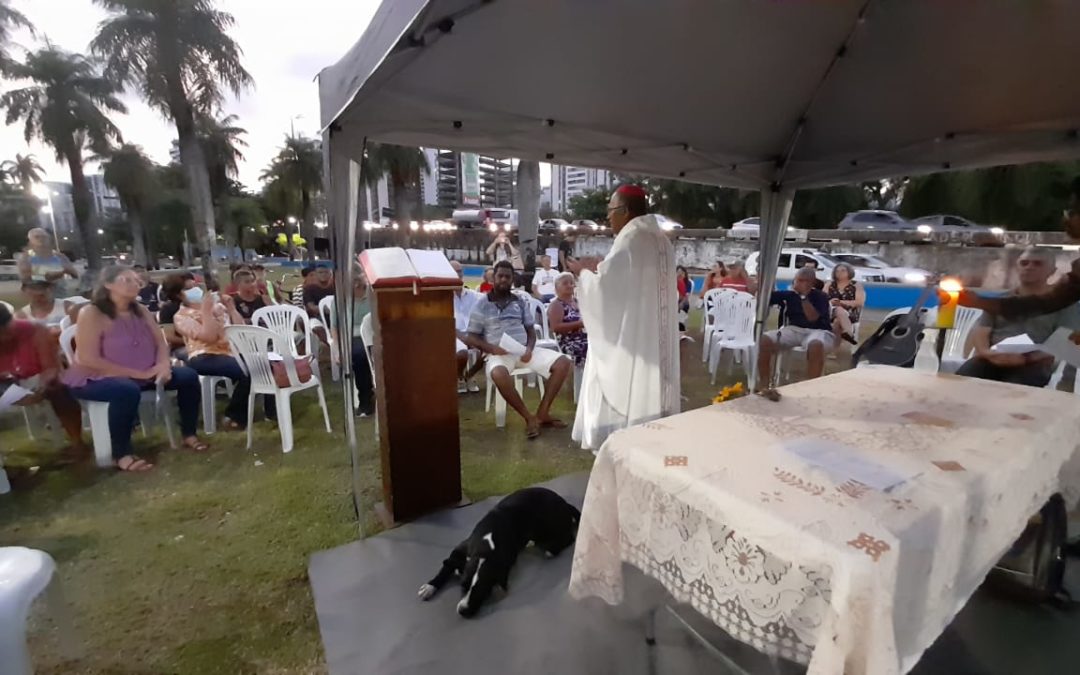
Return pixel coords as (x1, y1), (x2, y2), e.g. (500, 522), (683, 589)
(1, 0), (382, 190)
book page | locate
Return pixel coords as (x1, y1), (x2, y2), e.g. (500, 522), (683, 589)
(406, 249), (458, 282)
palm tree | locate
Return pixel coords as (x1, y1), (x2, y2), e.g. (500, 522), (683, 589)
(1, 46), (126, 274)
(0, 0), (34, 75)
(91, 0), (253, 282)
(1, 153), (43, 192)
(261, 135), (322, 260)
(188, 112), (247, 255)
(363, 143), (430, 246)
(96, 144), (158, 266)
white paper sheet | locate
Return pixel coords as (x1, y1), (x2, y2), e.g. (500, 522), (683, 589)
(0, 384), (34, 413)
(781, 438), (917, 492)
(499, 334), (527, 357)
(990, 334), (1040, 354)
(1042, 327), (1080, 368)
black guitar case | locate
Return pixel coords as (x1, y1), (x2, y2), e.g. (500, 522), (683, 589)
(851, 285), (936, 369)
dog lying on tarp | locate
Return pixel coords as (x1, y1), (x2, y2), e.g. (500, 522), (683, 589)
(417, 487), (580, 617)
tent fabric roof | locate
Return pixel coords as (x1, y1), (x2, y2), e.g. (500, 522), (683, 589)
(320, 0), (1080, 191)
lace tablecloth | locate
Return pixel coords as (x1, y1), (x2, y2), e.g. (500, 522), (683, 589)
(569, 366), (1080, 675)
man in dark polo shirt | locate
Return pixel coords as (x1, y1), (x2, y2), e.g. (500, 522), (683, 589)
(756, 267), (835, 394)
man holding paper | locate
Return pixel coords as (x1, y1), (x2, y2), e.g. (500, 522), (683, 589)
(464, 261), (572, 438)
(956, 247), (1080, 387)
(569, 185), (680, 451)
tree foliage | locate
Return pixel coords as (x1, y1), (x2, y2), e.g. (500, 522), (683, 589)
(1, 153), (43, 192)
(96, 143), (158, 265)
(0, 0), (34, 75)
(261, 135), (322, 259)
(1, 46), (126, 273)
(363, 143), (429, 245)
(567, 188), (609, 222)
(900, 162), (1080, 231)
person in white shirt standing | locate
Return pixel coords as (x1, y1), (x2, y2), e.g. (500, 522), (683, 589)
(569, 184), (680, 452)
(531, 255), (560, 303)
(450, 261), (483, 393)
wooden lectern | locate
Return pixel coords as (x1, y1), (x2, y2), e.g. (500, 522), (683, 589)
(359, 248), (462, 524)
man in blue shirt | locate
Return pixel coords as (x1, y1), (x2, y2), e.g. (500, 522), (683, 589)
(464, 261), (572, 438)
(756, 267), (836, 392)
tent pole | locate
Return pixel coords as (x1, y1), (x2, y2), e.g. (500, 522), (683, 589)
(752, 187), (795, 386)
(327, 130), (365, 536)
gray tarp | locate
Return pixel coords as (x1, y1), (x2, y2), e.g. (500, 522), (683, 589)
(319, 0), (1080, 523)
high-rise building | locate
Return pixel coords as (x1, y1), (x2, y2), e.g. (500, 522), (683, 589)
(87, 174), (123, 221)
(551, 165), (612, 214)
(479, 156), (515, 208)
(37, 181), (76, 238)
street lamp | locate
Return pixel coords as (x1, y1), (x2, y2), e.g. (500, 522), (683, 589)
(32, 184), (59, 246)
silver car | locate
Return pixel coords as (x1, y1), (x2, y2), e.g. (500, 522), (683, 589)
(909, 214), (1004, 235)
(836, 210), (926, 232)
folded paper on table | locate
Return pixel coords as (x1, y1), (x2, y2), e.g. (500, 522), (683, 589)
(781, 438), (917, 492)
(0, 384), (34, 413)
(499, 334), (527, 358)
(991, 334), (1040, 354)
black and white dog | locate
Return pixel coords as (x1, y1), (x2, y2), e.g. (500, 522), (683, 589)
(417, 487), (581, 617)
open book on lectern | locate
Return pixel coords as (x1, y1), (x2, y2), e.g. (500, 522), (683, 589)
(358, 248), (461, 289)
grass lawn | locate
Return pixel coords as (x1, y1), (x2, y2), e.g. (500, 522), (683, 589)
(0, 287), (875, 674)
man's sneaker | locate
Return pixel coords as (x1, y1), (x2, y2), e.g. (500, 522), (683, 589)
(467, 380), (480, 393)
(457, 379), (467, 394)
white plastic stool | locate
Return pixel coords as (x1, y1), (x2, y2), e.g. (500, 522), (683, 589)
(0, 547), (79, 674)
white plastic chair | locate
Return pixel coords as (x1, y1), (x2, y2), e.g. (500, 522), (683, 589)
(198, 375), (235, 435)
(527, 296), (558, 351)
(939, 307), (983, 373)
(251, 304), (315, 358)
(225, 325), (331, 453)
(707, 293), (757, 389)
(60, 325), (176, 467)
(318, 295), (341, 381)
(359, 314), (380, 437)
(0, 547), (79, 675)
(701, 288), (735, 362)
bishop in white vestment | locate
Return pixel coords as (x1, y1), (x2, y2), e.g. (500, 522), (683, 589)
(571, 185), (680, 451)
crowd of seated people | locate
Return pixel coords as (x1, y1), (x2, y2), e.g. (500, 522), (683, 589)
(0, 257), (348, 474)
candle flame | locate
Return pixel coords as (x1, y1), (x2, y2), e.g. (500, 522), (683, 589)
(939, 277), (963, 292)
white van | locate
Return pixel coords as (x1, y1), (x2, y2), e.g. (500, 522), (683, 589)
(745, 248), (885, 283)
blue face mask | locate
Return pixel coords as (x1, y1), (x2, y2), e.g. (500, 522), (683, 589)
(183, 287), (204, 304)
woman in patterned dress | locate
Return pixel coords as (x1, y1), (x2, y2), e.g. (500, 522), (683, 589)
(824, 262), (864, 345)
(547, 273), (588, 366)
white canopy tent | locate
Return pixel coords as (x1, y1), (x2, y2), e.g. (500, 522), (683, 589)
(319, 0), (1080, 520)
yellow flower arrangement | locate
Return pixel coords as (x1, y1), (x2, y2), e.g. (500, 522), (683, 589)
(712, 381), (745, 404)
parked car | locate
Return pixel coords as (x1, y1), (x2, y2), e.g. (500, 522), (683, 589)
(655, 214), (684, 230)
(909, 214), (1005, 235)
(831, 253), (930, 284)
(0, 258), (19, 280)
(837, 210), (927, 233)
(730, 217), (760, 236)
(745, 248), (886, 283)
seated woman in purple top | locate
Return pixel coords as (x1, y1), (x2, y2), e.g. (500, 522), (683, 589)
(63, 265), (206, 471)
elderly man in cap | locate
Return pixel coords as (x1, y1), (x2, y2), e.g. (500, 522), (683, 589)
(568, 184), (680, 451)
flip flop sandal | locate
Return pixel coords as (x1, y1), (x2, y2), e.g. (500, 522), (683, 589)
(182, 440), (211, 452)
(756, 389), (783, 402)
(116, 456), (152, 472)
(540, 419), (567, 429)
(526, 425), (541, 440)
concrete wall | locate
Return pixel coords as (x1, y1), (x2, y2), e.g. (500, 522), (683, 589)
(365, 228), (1076, 291)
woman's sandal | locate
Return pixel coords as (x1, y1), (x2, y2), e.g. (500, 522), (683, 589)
(116, 455), (153, 472)
(221, 418), (244, 431)
(182, 438), (210, 452)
